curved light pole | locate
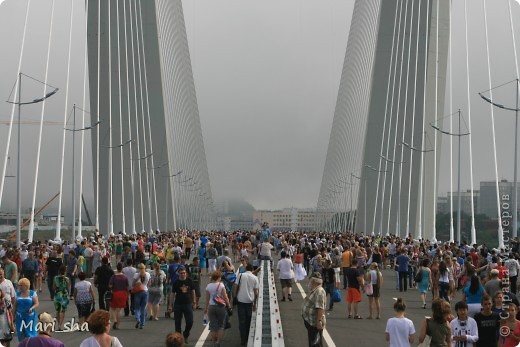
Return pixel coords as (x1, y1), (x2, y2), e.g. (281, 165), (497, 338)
(479, 80), (520, 241)
(64, 105), (100, 241)
(6, 73), (58, 248)
(432, 110), (470, 243)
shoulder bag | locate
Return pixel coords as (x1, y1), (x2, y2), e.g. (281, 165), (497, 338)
(213, 282), (226, 307)
(232, 273), (242, 306)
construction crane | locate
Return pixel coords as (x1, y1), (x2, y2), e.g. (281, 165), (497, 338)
(7, 192), (61, 241)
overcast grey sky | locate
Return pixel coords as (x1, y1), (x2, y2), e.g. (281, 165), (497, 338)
(1, 0), (520, 218)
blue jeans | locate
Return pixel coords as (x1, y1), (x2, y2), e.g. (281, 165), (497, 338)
(173, 303), (194, 338)
(237, 302), (253, 343)
(134, 290), (149, 327)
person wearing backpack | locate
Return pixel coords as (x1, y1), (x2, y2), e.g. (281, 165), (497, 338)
(147, 262), (166, 321)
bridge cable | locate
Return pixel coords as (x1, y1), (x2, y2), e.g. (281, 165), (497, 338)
(123, 0), (137, 234)
(464, 0), (477, 245)
(417, 0), (431, 240)
(137, 0), (160, 232)
(116, 0), (127, 235)
(380, 0), (405, 236)
(134, 0), (153, 233)
(94, 0), (101, 231)
(404, 0), (422, 239)
(375, 0), (402, 236)
(483, 0), (505, 248)
(56, 0), (76, 241)
(28, 0), (56, 243)
(0, 0), (32, 210)
(78, 0), (90, 239)
(128, 0), (145, 233)
(431, 0), (440, 242)
(448, 0), (454, 242)
(395, 0), (414, 238)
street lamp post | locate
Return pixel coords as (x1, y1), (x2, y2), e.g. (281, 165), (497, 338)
(6, 73), (58, 248)
(480, 79), (520, 239)
(65, 105), (101, 240)
(432, 110), (470, 243)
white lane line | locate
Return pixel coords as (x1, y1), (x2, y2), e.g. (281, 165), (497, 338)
(296, 282), (336, 347)
(195, 325), (210, 347)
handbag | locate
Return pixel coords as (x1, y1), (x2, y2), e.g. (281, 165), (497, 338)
(415, 270), (423, 283)
(132, 276), (145, 294)
(364, 282), (373, 296)
(213, 283), (226, 307)
(232, 273), (242, 306)
(331, 288), (342, 303)
(104, 290), (113, 304)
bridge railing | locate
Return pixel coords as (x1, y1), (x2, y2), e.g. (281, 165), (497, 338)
(248, 259), (285, 347)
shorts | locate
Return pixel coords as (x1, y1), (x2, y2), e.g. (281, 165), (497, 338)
(76, 301), (93, 318)
(147, 289), (163, 305)
(346, 288), (362, 303)
(208, 305), (227, 331)
(280, 279), (293, 288)
(368, 285), (380, 298)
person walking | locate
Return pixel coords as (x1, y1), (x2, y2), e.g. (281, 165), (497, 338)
(385, 298), (415, 347)
(94, 258), (114, 311)
(474, 295), (499, 347)
(450, 301), (479, 347)
(234, 263), (259, 346)
(366, 262), (383, 319)
(122, 258), (136, 317)
(341, 246), (353, 289)
(45, 250), (62, 301)
(53, 265), (70, 331)
(132, 263), (150, 329)
(13, 278), (38, 341)
(418, 299), (452, 347)
(345, 259), (364, 319)
(417, 259), (432, 309)
(21, 252), (39, 290)
(395, 249), (410, 292)
(301, 272), (326, 347)
(205, 270), (231, 347)
(277, 251), (295, 302)
(168, 267), (195, 344)
(65, 249), (78, 300)
(80, 310), (123, 347)
(108, 262), (128, 330)
(147, 262), (166, 321)
(74, 272), (96, 325)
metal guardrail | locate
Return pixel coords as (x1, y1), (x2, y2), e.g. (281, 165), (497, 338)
(248, 260), (285, 347)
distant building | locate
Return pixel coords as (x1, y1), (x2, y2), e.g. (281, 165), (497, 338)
(437, 196), (449, 214)
(444, 190), (479, 216)
(253, 208), (316, 232)
(479, 180), (520, 219)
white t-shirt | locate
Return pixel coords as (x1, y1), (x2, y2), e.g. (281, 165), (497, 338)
(236, 272), (259, 304)
(259, 243), (273, 257)
(277, 258), (294, 280)
(206, 282), (226, 306)
(133, 272), (151, 291)
(385, 316), (415, 347)
(0, 279), (15, 304)
(123, 266), (137, 289)
(80, 336), (123, 347)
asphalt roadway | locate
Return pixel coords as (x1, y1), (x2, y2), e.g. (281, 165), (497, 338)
(20, 262), (447, 347)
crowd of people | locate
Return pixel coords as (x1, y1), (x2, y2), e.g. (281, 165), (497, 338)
(0, 224), (517, 346)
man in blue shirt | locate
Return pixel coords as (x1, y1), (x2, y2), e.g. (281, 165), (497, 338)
(394, 249), (410, 292)
(260, 223), (271, 243)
